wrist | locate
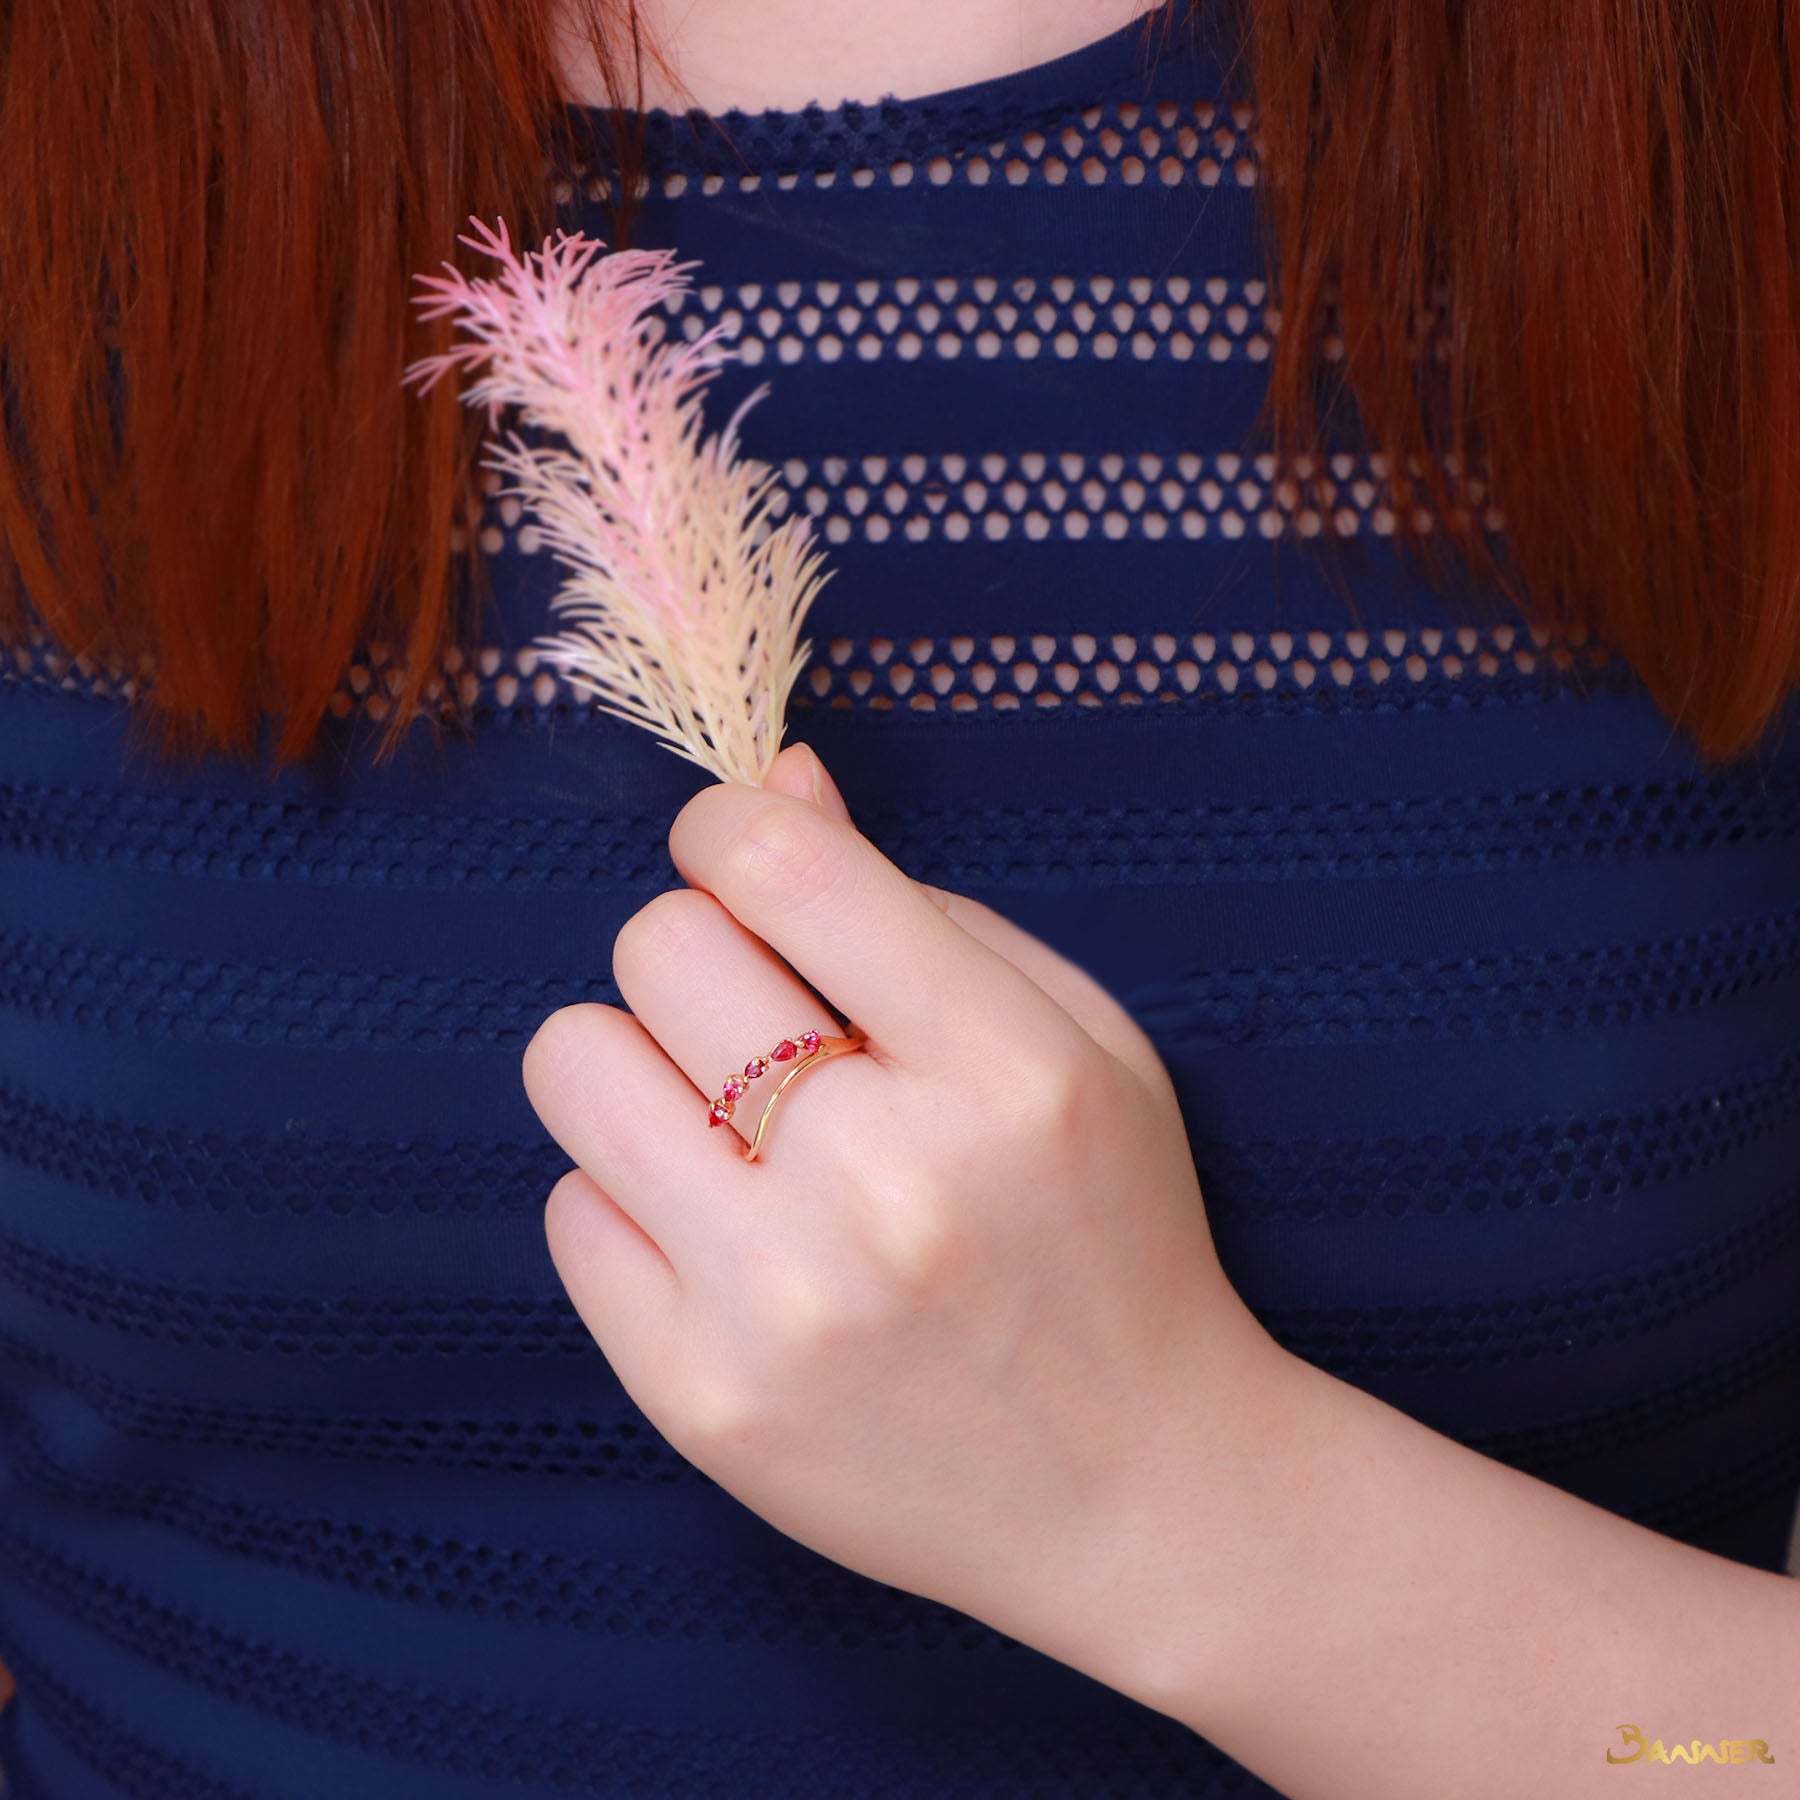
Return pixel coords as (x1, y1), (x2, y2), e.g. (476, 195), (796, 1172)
(1006, 1297), (1323, 1719)
(1101, 1330), (1327, 1725)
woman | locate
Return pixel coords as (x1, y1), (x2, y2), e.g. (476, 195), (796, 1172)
(0, 0), (1795, 1794)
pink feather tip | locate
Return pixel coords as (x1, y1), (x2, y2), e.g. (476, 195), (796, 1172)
(403, 213), (832, 787)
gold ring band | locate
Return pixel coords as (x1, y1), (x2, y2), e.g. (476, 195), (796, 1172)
(705, 1024), (869, 1161)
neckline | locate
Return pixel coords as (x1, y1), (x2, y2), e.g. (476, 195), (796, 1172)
(564, 0), (1190, 138)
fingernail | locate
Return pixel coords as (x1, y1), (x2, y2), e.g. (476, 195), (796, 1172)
(802, 745), (852, 821)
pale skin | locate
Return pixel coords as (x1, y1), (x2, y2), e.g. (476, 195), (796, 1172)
(529, 4), (1800, 1793)
(551, 0), (1157, 114)
(525, 747), (1800, 1800)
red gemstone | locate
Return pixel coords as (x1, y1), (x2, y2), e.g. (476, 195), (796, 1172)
(799, 1029), (822, 1054)
(743, 1057), (767, 1079)
(771, 1039), (797, 1062)
(708, 1100), (734, 1127)
(721, 1075), (746, 1101)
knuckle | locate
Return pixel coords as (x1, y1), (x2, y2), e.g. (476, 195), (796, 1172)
(722, 808), (837, 910)
(679, 1371), (764, 1452)
(857, 1159), (967, 1293)
(1001, 1036), (1090, 1143)
(522, 1002), (608, 1101)
(1038, 1054), (1089, 1133)
(613, 888), (714, 985)
(751, 1264), (851, 1361)
(869, 1190), (965, 1294)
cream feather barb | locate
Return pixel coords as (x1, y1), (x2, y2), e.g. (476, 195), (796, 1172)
(403, 214), (832, 786)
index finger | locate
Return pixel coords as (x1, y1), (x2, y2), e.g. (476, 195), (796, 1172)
(665, 779), (1079, 1075)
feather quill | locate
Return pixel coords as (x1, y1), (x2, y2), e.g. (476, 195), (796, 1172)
(403, 215), (831, 786)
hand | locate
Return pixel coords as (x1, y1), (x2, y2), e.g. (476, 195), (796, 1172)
(521, 742), (1284, 1657)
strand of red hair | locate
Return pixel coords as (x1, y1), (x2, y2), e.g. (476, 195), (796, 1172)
(1, 0), (1795, 770)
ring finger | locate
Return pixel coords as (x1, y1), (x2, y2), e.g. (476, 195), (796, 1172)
(612, 885), (882, 1164)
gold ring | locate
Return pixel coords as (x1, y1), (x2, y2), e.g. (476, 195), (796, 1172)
(705, 1024), (868, 1161)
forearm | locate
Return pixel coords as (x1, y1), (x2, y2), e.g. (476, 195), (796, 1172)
(1060, 1344), (1800, 1799)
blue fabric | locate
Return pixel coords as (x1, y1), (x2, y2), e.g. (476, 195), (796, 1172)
(2, 2), (1798, 1793)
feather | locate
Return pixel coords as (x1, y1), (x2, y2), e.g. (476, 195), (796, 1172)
(404, 214), (832, 786)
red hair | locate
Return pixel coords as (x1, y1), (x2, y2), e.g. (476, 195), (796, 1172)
(2, 0), (1796, 770)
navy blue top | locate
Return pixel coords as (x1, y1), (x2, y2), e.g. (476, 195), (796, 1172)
(2, 3), (1797, 1794)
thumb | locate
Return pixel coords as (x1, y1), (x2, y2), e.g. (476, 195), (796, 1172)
(763, 742), (853, 823)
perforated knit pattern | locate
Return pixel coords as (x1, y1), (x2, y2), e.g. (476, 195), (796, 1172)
(2, 1350), (1792, 1653)
(1125, 906), (1800, 1048)
(5, 1167), (1794, 1368)
(1461, 1313), (1800, 1475)
(0, 1080), (565, 1214)
(2, 4), (1797, 1796)
(0, 1327), (695, 1481)
(0, 928), (616, 1053)
(0, 1636), (258, 1800)
(567, 92), (1263, 197)
(4, 766), (1793, 892)
(1, 1036), (1794, 1241)
(1198, 1047), (1800, 1222)
(0, 1405), (1006, 1651)
(0, 1522), (1262, 1798)
(665, 273), (1281, 367)
(5, 616), (1625, 725)
(5, 900), (1793, 1055)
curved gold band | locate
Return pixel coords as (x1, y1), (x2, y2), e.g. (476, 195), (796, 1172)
(742, 1027), (867, 1161)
